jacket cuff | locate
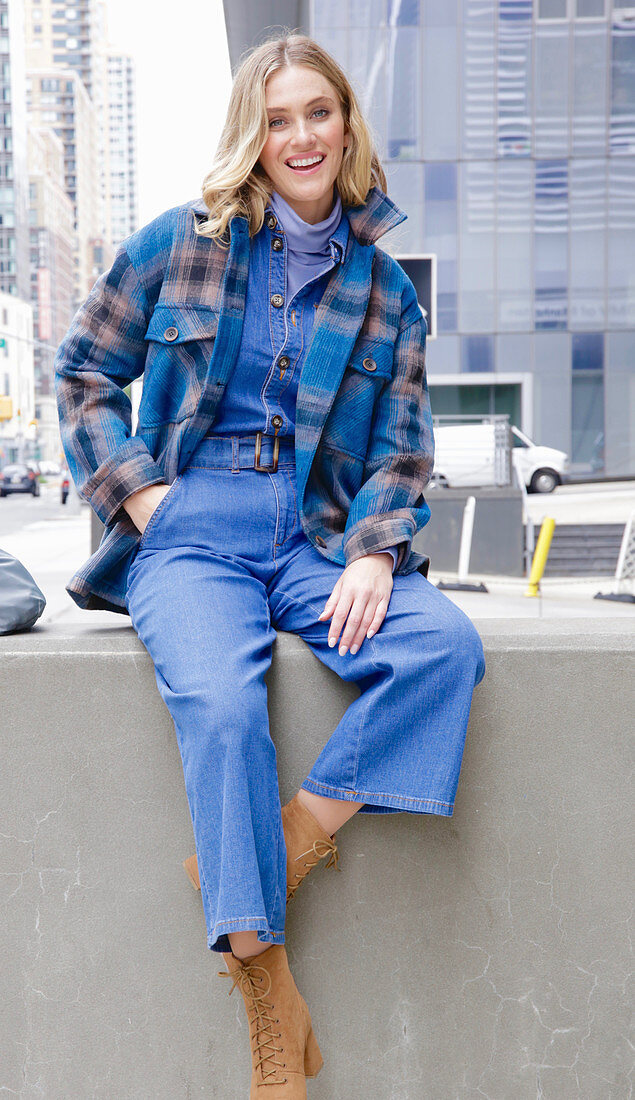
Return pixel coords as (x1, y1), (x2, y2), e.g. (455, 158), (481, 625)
(81, 436), (167, 526)
(342, 513), (416, 571)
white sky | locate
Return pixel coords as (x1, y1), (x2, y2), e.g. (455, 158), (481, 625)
(103, 0), (233, 227)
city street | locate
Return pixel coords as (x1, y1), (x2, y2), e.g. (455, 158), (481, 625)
(1, 476), (634, 628)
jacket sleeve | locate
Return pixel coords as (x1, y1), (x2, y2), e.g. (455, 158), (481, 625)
(341, 303), (434, 572)
(53, 243), (166, 528)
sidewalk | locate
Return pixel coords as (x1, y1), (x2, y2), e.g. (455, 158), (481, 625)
(1, 503), (633, 629)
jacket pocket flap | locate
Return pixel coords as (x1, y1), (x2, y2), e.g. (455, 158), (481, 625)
(346, 341), (394, 380)
(144, 305), (219, 344)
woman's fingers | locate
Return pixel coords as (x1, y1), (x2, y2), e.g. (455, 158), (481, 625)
(351, 596), (389, 652)
(326, 590), (355, 651)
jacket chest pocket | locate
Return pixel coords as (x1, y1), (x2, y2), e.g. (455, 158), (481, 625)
(138, 304), (219, 426)
(321, 341), (394, 461)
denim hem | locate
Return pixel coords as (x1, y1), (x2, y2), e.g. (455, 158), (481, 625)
(300, 777), (454, 817)
(207, 919), (286, 953)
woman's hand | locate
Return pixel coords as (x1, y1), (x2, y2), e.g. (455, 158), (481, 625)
(123, 483), (172, 535)
(318, 552), (394, 656)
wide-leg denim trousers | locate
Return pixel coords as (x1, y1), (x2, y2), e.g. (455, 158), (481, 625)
(125, 433), (486, 954)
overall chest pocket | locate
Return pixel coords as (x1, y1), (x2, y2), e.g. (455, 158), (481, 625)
(321, 340), (394, 460)
(139, 305), (219, 426)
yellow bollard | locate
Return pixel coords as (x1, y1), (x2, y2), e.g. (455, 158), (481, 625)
(525, 517), (556, 597)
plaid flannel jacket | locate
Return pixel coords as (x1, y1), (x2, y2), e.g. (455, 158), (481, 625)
(54, 184), (434, 614)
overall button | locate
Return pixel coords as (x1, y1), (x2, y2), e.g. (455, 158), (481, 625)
(271, 414), (284, 428)
(164, 326), (179, 342)
(265, 213), (277, 229)
(315, 535), (327, 547)
(272, 237), (284, 251)
(278, 355), (290, 368)
(362, 357), (377, 371)
(271, 294), (284, 308)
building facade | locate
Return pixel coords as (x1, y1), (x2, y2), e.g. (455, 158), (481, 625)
(27, 67), (100, 308)
(28, 125), (74, 460)
(107, 50), (138, 248)
(0, 0), (30, 301)
(223, 0), (635, 478)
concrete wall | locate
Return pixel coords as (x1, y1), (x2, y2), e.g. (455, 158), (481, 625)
(1, 620), (633, 1098)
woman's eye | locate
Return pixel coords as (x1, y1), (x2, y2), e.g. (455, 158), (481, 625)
(269, 108), (330, 128)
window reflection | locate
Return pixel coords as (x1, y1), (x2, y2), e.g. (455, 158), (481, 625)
(534, 160), (569, 329)
(573, 23), (607, 154)
(610, 17), (635, 154)
(497, 0), (532, 158)
(461, 334), (494, 372)
(535, 25), (570, 156)
(461, 0), (496, 158)
(498, 161), (533, 330)
(608, 157), (635, 327)
(386, 27), (420, 158)
(387, 0), (420, 25)
(460, 161), (495, 332)
(570, 160), (606, 329)
(424, 163), (457, 332)
(423, 22), (458, 160)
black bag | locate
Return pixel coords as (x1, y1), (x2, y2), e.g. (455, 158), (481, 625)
(0, 549), (46, 634)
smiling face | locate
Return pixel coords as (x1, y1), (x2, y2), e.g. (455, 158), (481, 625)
(257, 64), (350, 225)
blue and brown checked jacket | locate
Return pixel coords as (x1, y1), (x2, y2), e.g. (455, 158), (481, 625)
(54, 184), (434, 615)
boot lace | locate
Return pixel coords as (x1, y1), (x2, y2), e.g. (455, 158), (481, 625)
(287, 836), (341, 902)
(218, 960), (287, 1083)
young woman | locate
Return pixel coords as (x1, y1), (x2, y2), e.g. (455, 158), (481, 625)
(55, 32), (486, 1098)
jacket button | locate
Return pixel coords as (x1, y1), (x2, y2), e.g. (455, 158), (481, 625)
(266, 214), (277, 229)
(278, 356), (290, 368)
(272, 414), (283, 428)
(271, 294), (284, 308)
(315, 535), (327, 547)
(272, 237), (284, 251)
(164, 326), (179, 342)
(362, 357), (377, 371)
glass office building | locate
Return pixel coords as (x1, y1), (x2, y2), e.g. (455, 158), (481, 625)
(223, 1), (635, 476)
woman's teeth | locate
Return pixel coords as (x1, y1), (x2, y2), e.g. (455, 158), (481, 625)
(286, 156), (325, 173)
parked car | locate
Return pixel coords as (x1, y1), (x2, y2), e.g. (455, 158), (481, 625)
(0, 462), (41, 497)
(429, 422), (569, 494)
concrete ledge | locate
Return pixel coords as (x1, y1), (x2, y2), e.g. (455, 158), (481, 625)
(1, 620), (633, 1098)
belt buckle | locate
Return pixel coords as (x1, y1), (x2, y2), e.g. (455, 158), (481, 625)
(254, 431), (279, 472)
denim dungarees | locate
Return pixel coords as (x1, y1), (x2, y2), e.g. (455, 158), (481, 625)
(125, 199), (486, 954)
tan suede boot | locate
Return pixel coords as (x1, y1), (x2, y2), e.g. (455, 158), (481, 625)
(219, 943), (323, 1097)
(183, 793), (341, 902)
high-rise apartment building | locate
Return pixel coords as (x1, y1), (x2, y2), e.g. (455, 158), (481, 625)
(223, 0), (635, 478)
(28, 124), (74, 455)
(25, 0), (109, 236)
(27, 67), (100, 306)
(107, 50), (138, 247)
(0, 0), (30, 300)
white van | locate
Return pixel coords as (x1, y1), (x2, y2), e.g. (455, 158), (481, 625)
(430, 422), (569, 493)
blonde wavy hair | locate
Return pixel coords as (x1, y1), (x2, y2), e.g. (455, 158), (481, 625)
(195, 29), (387, 248)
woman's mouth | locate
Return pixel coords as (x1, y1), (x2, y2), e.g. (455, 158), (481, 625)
(285, 154), (325, 175)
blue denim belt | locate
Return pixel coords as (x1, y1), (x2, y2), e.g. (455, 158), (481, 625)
(200, 432), (295, 472)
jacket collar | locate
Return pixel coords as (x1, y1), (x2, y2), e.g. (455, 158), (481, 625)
(190, 184), (407, 247)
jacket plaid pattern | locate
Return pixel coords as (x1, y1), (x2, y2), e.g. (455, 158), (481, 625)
(54, 184), (434, 614)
